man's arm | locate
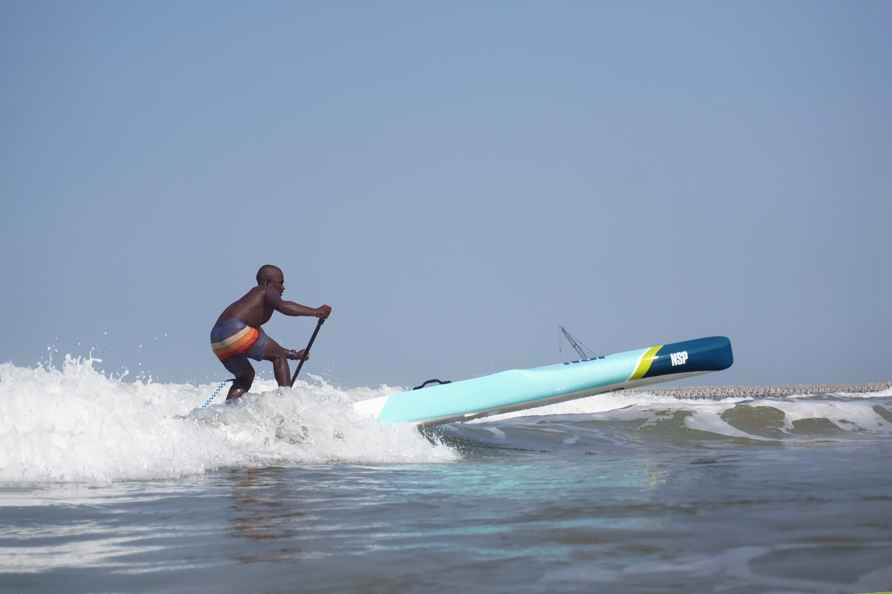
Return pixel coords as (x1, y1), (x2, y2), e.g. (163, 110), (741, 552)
(263, 286), (332, 318)
(277, 300), (329, 317)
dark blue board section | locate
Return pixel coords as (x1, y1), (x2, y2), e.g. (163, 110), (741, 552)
(645, 336), (733, 378)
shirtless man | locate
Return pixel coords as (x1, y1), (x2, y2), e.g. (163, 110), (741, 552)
(210, 265), (332, 401)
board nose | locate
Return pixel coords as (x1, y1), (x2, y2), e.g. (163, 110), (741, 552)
(645, 336), (734, 379)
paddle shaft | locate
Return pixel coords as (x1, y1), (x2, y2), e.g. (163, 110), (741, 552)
(290, 317), (325, 386)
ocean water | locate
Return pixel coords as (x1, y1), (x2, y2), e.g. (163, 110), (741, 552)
(1, 358), (891, 594)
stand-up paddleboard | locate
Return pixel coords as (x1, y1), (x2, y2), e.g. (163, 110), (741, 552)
(354, 336), (733, 426)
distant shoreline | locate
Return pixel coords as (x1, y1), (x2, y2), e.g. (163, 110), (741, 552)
(635, 381), (892, 399)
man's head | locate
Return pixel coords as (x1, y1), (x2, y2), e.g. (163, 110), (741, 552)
(256, 264), (285, 295)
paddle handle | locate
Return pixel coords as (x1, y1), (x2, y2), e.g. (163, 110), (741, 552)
(290, 317), (325, 386)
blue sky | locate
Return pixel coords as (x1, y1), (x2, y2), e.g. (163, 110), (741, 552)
(2, 1), (890, 387)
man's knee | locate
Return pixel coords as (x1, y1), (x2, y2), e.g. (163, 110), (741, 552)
(264, 351), (289, 366)
(261, 338), (289, 362)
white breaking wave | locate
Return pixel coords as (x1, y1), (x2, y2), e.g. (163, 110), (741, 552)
(480, 389), (892, 440)
(833, 386), (892, 398)
(477, 391), (749, 422)
(0, 358), (457, 484)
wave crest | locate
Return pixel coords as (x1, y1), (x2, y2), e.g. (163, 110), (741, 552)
(0, 358), (457, 484)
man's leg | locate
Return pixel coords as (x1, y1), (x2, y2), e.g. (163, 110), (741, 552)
(223, 357), (255, 401)
(262, 338), (292, 387)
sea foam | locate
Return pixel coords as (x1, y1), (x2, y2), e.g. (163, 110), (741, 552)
(0, 357), (457, 484)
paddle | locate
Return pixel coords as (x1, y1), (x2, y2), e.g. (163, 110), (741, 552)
(290, 317), (325, 386)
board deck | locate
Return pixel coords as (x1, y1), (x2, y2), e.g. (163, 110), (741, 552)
(353, 336), (733, 426)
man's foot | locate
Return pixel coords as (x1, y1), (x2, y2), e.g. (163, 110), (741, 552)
(226, 387), (248, 402)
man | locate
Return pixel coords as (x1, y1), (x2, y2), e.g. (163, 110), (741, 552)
(210, 264), (332, 401)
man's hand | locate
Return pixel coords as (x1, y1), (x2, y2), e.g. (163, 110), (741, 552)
(316, 304), (332, 319)
(287, 349), (309, 361)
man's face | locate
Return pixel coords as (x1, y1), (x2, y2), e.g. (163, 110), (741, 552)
(268, 271), (285, 295)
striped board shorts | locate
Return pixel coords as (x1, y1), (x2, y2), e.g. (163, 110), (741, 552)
(210, 319), (270, 361)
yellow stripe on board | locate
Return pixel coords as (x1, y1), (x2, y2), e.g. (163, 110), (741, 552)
(630, 345), (662, 380)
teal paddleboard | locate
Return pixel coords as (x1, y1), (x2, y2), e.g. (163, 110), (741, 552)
(354, 336), (733, 425)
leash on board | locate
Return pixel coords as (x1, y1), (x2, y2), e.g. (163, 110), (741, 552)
(291, 318), (325, 387)
(200, 379), (234, 408)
